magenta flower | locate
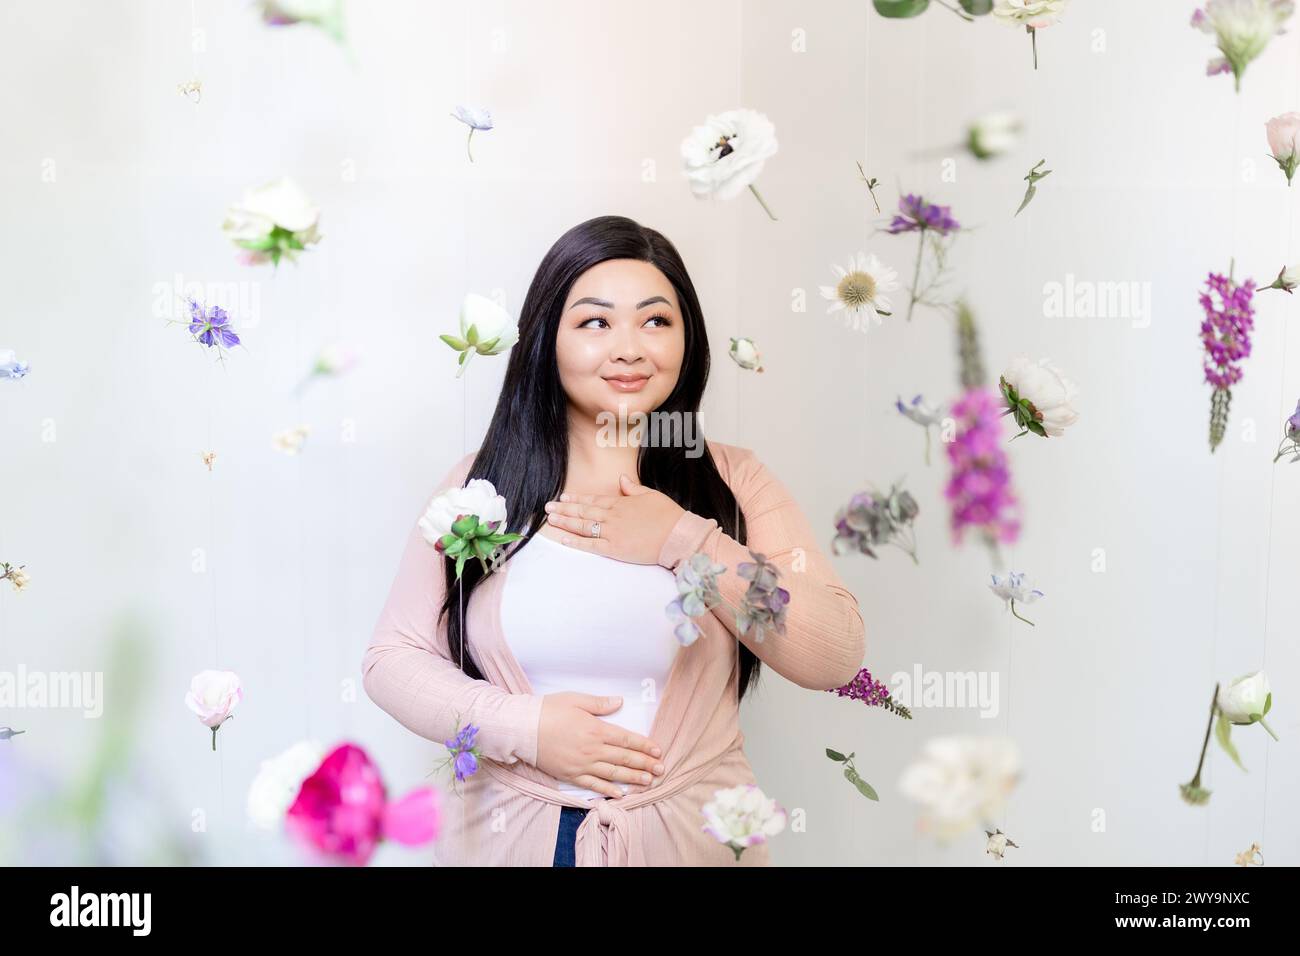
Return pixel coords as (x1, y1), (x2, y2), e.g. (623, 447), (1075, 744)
(1199, 268), (1256, 452)
(285, 742), (440, 866)
(944, 387), (1022, 550)
(827, 666), (912, 719)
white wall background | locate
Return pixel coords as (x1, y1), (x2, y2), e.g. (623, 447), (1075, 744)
(0, 0), (1296, 866)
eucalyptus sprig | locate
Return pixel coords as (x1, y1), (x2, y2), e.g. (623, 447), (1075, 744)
(826, 748), (879, 801)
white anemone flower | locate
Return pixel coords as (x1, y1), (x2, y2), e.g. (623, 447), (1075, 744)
(819, 252), (899, 332)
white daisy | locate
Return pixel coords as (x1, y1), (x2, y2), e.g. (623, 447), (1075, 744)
(819, 253), (899, 332)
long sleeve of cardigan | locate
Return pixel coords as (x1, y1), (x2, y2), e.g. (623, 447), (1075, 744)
(361, 455), (545, 766)
(657, 447), (866, 691)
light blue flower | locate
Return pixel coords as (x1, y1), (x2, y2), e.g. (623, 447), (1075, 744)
(0, 349), (30, 380)
(451, 105), (494, 163)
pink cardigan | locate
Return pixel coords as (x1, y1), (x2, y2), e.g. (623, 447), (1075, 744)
(362, 440), (866, 866)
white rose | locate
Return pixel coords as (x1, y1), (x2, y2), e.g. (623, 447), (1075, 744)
(458, 294), (518, 354)
(680, 108), (779, 201)
(1217, 671), (1271, 724)
(968, 111), (1023, 160)
(222, 177), (321, 243)
(700, 784), (787, 858)
(729, 337), (764, 372)
(419, 478), (510, 545)
(184, 670), (242, 729)
(899, 736), (1021, 839)
(993, 0), (1068, 28)
(247, 740), (326, 830)
(1001, 354), (1080, 437)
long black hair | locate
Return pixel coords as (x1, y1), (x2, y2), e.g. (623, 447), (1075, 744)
(440, 215), (761, 702)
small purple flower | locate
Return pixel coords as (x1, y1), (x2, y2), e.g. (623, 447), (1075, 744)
(944, 386), (1021, 548)
(1199, 268), (1256, 451)
(1288, 399), (1300, 438)
(735, 550), (789, 643)
(187, 299), (241, 350)
(827, 666), (912, 719)
(443, 722), (481, 783)
(887, 194), (960, 236)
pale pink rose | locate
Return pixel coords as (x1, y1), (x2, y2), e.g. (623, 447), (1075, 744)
(1266, 112), (1300, 184)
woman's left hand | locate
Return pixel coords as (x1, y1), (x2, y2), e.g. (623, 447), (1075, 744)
(543, 474), (686, 565)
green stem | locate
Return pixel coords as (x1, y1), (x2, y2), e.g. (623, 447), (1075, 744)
(1258, 717), (1279, 742)
(934, 0), (974, 21)
(1009, 600), (1035, 626)
(1192, 684), (1219, 785)
(907, 230), (924, 322)
(748, 183), (777, 221)
(467, 128), (476, 163)
(1029, 26), (1038, 70)
(211, 726), (218, 752)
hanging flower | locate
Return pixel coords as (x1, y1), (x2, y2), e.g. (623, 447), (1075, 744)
(885, 194), (960, 321)
(992, 0), (1068, 69)
(176, 298), (242, 363)
(201, 451), (217, 471)
(451, 106), (493, 163)
(728, 336), (765, 372)
(700, 784), (787, 861)
(1199, 266), (1256, 453)
(1266, 112), (1300, 185)
(177, 78), (202, 103)
(184, 670), (242, 752)
(664, 553), (727, 646)
(945, 387), (1022, 551)
(1235, 842), (1264, 866)
(1, 562), (29, 592)
(440, 293), (519, 378)
(734, 550), (790, 643)
(998, 354), (1079, 439)
(0, 349), (31, 380)
(895, 394), (945, 465)
(433, 721), (482, 789)
(819, 252), (899, 331)
(831, 483), (921, 564)
(295, 343), (359, 394)
(680, 108), (780, 220)
(222, 177), (322, 268)
(1263, 263), (1299, 292)
(967, 111), (1023, 160)
(899, 736), (1021, 840)
(988, 571), (1044, 626)
(1216, 671), (1279, 764)
(826, 667), (912, 719)
(247, 740), (326, 830)
(420, 478), (523, 579)
(257, 0), (346, 44)
(285, 742), (441, 866)
(985, 828), (1020, 860)
(825, 748), (879, 801)
(1272, 399), (1300, 463)
(272, 424), (311, 455)
(0, 727), (24, 740)
(1191, 0), (1293, 93)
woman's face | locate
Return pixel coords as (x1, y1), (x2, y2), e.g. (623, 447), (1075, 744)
(555, 258), (685, 420)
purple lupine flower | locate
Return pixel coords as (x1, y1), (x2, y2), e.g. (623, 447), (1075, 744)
(1199, 271), (1255, 390)
(187, 299), (241, 350)
(944, 386), (1021, 547)
(827, 666), (912, 719)
(887, 194), (960, 236)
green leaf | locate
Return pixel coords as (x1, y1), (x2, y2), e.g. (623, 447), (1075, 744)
(825, 748), (846, 762)
(959, 0), (993, 14)
(465, 324), (479, 347)
(873, 0), (930, 17)
(1264, 692), (1272, 716)
(1215, 711), (1246, 771)
(439, 334), (467, 350)
(844, 767), (879, 801)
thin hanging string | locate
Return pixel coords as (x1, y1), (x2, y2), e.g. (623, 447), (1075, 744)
(1256, 51), (1298, 853)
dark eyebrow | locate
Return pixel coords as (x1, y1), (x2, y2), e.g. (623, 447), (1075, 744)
(568, 297), (613, 310)
(567, 295), (672, 311)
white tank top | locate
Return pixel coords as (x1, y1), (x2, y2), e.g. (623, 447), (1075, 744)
(500, 529), (682, 803)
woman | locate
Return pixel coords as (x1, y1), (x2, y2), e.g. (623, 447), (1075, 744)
(362, 215), (865, 866)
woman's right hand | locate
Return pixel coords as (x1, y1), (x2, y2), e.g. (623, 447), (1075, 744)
(535, 693), (666, 799)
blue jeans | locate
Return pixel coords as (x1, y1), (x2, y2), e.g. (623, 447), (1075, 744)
(552, 806), (588, 867)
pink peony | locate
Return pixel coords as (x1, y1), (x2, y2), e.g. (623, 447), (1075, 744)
(285, 742), (441, 866)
